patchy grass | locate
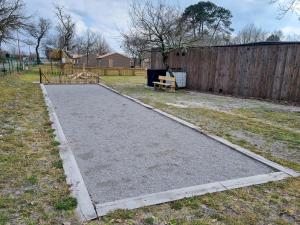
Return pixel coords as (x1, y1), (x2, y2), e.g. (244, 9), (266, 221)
(91, 76), (300, 225)
(0, 72), (78, 224)
(142, 217), (155, 224)
(51, 140), (61, 147)
(54, 197), (77, 211)
(91, 177), (300, 225)
(157, 106), (300, 166)
(234, 107), (300, 131)
(101, 75), (146, 85)
(52, 160), (64, 169)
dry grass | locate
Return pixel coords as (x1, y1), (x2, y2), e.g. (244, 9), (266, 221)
(0, 72), (79, 225)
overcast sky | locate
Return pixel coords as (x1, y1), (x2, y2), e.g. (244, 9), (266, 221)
(22, 0), (300, 53)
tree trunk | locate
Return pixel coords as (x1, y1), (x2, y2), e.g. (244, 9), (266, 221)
(162, 52), (169, 70)
(133, 57), (136, 68)
(210, 18), (221, 44)
(86, 51), (89, 67)
(36, 43), (41, 64)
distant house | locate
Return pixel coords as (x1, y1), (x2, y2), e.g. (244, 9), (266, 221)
(62, 51), (75, 64)
(73, 53), (98, 67)
(45, 49), (74, 64)
(97, 52), (131, 68)
(46, 49), (62, 62)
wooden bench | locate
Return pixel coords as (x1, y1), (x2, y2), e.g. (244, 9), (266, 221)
(153, 76), (176, 92)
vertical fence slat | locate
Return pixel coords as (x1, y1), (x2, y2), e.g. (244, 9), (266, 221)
(152, 44), (300, 103)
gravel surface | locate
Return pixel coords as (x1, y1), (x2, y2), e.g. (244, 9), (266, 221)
(45, 85), (274, 204)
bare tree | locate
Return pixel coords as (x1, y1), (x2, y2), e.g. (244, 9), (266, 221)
(232, 24), (268, 44)
(76, 30), (97, 66)
(94, 34), (111, 55)
(76, 30), (111, 66)
(55, 5), (75, 51)
(285, 33), (300, 41)
(9, 45), (18, 56)
(0, 0), (28, 46)
(129, 0), (189, 68)
(270, 0), (300, 15)
(122, 31), (149, 67)
(27, 18), (51, 64)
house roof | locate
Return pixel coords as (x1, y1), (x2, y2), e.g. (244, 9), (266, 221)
(63, 50), (76, 59)
(96, 52), (130, 59)
(72, 53), (99, 59)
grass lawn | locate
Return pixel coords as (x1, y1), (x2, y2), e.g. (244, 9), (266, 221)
(1, 72), (299, 225)
(0, 71), (79, 225)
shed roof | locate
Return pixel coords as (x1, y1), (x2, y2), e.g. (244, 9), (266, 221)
(212, 41), (300, 48)
(97, 52), (130, 59)
(150, 41), (300, 52)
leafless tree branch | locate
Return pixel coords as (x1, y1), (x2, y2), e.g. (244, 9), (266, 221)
(0, 0), (29, 45)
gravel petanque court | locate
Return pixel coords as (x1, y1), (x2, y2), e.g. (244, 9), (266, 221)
(44, 84), (280, 215)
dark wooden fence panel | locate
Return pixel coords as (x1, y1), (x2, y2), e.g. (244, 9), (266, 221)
(151, 44), (300, 103)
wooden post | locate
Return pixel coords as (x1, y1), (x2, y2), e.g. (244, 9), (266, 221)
(17, 31), (22, 70)
(59, 72), (61, 84)
(8, 60), (11, 74)
(2, 61), (6, 75)
(39, 68), (42, 83)
(97, 74), (100, 84)
(11, 59), (14, 71)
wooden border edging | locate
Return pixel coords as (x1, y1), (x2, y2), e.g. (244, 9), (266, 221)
(40, 84), (98, 222)
(95, 172), (289, 216)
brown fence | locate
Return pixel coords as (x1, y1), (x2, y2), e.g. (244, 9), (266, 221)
(38, 64), (146, 76)
(151, 43), (300, 103)
(39, 68), (100, 84)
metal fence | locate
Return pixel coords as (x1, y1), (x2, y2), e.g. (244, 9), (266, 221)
(0, 58), (23, 76)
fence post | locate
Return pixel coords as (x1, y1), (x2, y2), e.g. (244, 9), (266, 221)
(8, 60), (11, 75)
(39, 68), (42, 83)
(2, 61), (5, 75)
(97, 74), (100, 84)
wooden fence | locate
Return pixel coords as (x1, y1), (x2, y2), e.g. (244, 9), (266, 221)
(151, 43), (300, 103)
(38, 64), (146, 76)
(39, 68), (100, 84)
